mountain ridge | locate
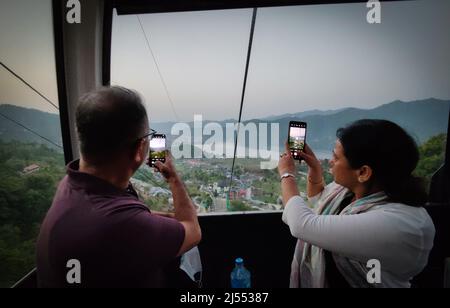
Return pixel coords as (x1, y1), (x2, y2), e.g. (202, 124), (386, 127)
(1, 98), (449, 153)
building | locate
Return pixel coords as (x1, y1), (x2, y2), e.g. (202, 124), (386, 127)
(251, 187), (264, 198)
(228, 188), (249, 200)
(22, 164), (40, 175)
(150, 187), (172, 197)
(245, 187), (252, 200)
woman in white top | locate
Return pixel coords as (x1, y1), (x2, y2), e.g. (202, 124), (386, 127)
(278, 119), (435, 288)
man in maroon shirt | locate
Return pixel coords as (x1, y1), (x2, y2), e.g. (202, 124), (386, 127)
(36, 86), (201, 287)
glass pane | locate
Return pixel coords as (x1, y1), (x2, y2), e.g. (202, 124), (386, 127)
(0, 0), (64, 287)
(111, 8), (253, 213)
(234, 0), (450, 209)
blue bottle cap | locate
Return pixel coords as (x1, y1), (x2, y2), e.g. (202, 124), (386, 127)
(235, 257), (244, 264)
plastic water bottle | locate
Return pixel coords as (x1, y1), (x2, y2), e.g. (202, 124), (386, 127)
(231, 257), (251, 288)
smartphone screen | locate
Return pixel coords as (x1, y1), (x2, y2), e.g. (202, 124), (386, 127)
(288, 121), (307, 160)
(149, 134), (166, 167)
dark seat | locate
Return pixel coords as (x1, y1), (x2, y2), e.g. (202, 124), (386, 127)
(412, 164), (450, 288)
(411, 202), (450, 288)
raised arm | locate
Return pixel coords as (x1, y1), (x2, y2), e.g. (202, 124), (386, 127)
(281, 195), (422, 272)
(155, 151), (201, 256)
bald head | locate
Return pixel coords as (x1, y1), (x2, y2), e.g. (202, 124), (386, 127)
(76, 86), (148, 164)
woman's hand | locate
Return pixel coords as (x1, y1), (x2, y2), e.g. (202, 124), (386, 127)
(298, 143), (325, 197)
(278, 141), (297, 177)
(298, 143), (322, 173)
(278, 141), (300, 207)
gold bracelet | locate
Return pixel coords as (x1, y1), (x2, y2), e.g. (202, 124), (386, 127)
(308, 176), (324, 185)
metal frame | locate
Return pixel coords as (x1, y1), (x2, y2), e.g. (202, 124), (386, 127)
(102, 0), (449, 200)
(50, 0), (449, 203)
(113, 0), (411, 15)
(53, 0), (74, 164)
(15, 0), (447, 289)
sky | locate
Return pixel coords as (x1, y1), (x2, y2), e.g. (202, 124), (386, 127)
(111, 0), (450, 122)
(0, 0), (59, 114)
(0, 0), (450, 122)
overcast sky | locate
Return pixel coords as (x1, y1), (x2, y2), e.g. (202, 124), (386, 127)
(111, 0), (450, 122)
(1, 0), (450, 122)
(0, 0), (58, 114)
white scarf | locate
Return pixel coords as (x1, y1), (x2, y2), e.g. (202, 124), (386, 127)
(290, 184), (389, 288)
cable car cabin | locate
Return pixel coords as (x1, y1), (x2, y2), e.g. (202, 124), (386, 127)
(1, 0), (449, 289)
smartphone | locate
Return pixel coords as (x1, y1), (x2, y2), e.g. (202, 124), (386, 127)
(288, 121), (307, 160)
(149, 134), (166, 167)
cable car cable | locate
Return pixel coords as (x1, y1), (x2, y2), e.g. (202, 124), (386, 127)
(136, 15), (180, 121)
(228, 8), (258, 203)
(0, 61), (59, 111)
(0, 111), (63, 149)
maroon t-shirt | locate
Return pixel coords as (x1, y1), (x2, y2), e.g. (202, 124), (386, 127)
(36, 160), (185, 288)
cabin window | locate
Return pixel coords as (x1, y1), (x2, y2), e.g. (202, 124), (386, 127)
(111, 1), (449, 214)
(0, 0), (64, 287)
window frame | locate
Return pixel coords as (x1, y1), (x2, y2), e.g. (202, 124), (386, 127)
(60, 0), (449, 214)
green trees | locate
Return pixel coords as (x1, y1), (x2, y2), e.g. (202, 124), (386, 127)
(144, 195), (170, 212)
(314, 135), (447, 188)
(0, 132), (446, 287)
(229, 200), (253, 212)
(414, 134), (447, 179)
(0, 140), (65, 287)
(202, 194), (213, 210)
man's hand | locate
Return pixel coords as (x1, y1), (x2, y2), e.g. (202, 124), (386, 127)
(153, 151), (201, 256)
(154, 150), (179, 183)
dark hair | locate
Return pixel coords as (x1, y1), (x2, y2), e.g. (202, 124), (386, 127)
(76, 86), (148, 163)
(336, 119), (427, 207)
